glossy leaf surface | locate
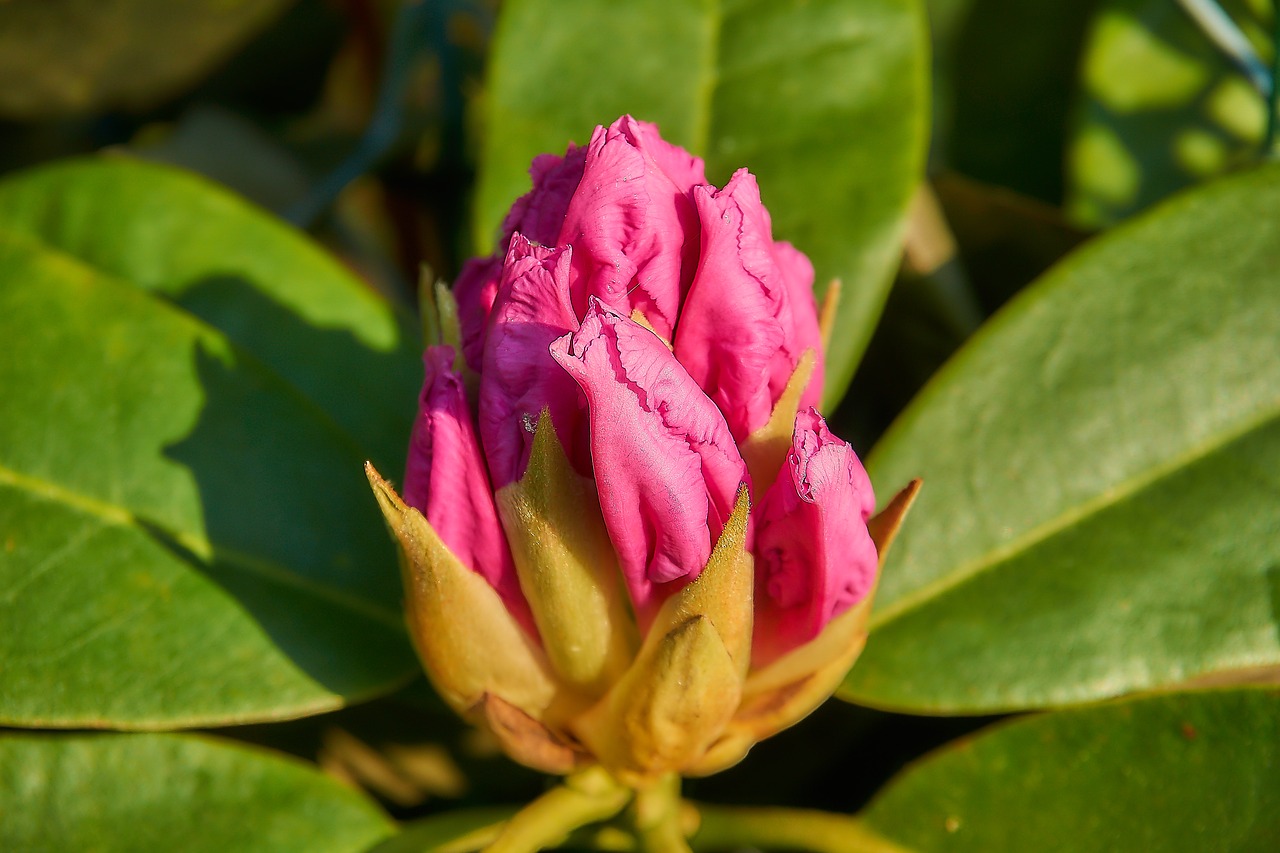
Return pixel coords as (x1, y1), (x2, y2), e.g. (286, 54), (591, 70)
(863, 689), (1280, 851)
(0, 733), (394, 852)
(843, 165), (1280, 713)
(0, 159), (420, 728)
(474, 0), (929, 405)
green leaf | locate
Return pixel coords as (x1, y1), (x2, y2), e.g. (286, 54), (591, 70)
(474, 0), (929, 406)
(842, 165), (1280, 713)
(0, 0), (294, 119)
(0, 158), (421, 729)
(861, 689), (1280, 852)
(1067, 0), (1272, 226)
(367, 809), (517, 853)
(0, 732), (394, 852)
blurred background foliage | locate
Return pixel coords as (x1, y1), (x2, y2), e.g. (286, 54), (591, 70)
(1, 0), (1277, 849)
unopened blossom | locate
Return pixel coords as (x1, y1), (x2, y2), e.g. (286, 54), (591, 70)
(368, 115), (917, 783)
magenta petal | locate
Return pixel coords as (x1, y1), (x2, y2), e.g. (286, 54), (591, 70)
(752, 409), (876, 664)
(453, 255), (502, 372)
(558, 116), (702, 339)
(674, 169), (821, 440)
(772, 239), (824, 411)
(479, 234), (586, 488)
(549, 301), (748, 625)
(403, 346), (536, 636)
(500, 147), (589, 248)
(617, 116), (708, 200)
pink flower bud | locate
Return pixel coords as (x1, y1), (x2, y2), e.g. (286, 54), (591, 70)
(402, 346), (535, 635)
(549, 301), (747, 626)
(753, 408), (878, 666)
(371, 116), (913, 781)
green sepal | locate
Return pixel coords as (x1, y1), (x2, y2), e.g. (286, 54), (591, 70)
(572, 488), (754, 781)
(574, 615), (742, 784)
(366, 463), (560, 718)
(739, 351), (816, 497)
(646, 485), (754, 679)
(496, 411), (638, 698)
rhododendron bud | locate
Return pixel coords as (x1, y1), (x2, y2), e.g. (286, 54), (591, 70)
(368, 115), (917, 783)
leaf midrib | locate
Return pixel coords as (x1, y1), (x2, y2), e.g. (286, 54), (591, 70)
(869, 399), (1280, 631)
(690, 0), (722, 162)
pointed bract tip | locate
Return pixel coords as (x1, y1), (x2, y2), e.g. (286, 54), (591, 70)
(868, 478), (922, 561)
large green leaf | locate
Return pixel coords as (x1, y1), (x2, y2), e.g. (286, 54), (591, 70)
(0, 732), (393, 852)
(1067, 0), (1272, 226)
(862, 689), (1280, 851)
(474, 0), (929, 406)
(842, 165), (1280, 713)
(0, 158), (421, 728)
(0, 0), (295, 119)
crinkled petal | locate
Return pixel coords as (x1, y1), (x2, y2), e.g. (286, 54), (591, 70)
(674, 169), (821, 440)
(479, 235), (587, 488)
(549, 301), (748, 626)
(403, 346), (536, 635)
(559, 116), (703, 339)
(501, 148), (589, 248)
(620, 116), (708, 201)
(752, 409), (876, 665)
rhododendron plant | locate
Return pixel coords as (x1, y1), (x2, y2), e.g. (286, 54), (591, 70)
(8, 0), (1274, 847)
(367, 117), (918, 791)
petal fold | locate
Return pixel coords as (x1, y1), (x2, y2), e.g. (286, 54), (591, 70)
(549, 301), (747, 625)
(479, 235), (586, 488)
(674, 169), (824, 440)
(403, 346), (534, 634)
(559, 116), (705, 339)
(752, 409), (876, 664)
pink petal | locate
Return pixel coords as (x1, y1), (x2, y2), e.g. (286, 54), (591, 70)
(403, 346), (537, 636)
(616, 116), (708, 202)
(455, 146), (588, 370)
(453, 255), (501, 372)
(500, 147), (589, 248)
(772, 239), (824, 411)
(673, 169), (823, 441)
(558, 116), (704, 339)
(478, 234), (587, 488)
(549, 301), (748, 626)
(752, 409), (876, 664)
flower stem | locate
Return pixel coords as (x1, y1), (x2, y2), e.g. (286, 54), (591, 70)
(688, 805), (909, 853)
(631, 775), (692, 853)
(481, 768), (631, 853)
